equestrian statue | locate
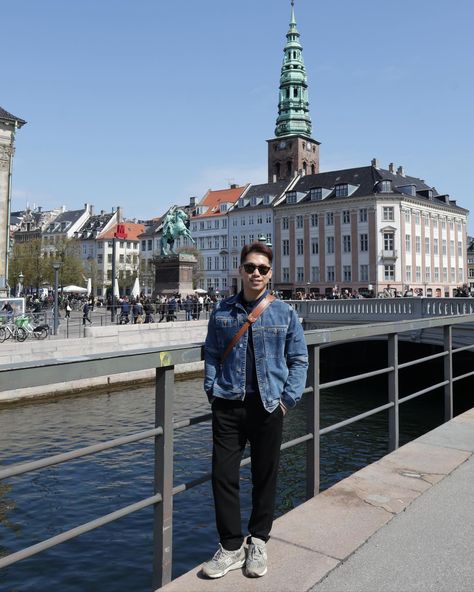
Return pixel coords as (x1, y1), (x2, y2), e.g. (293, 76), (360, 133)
(160, 206), (196, 256)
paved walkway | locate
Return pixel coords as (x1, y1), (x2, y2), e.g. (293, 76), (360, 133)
(159, 407), (474, 592)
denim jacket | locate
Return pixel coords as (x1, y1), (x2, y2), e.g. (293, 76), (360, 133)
(204, 293), (308, 413)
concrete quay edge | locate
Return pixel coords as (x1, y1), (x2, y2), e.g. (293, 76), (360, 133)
(158, 407), (474, 592)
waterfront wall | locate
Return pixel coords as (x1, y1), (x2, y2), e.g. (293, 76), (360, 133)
(0, 320), (209, 404)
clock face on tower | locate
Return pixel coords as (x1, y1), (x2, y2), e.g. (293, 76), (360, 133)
(278, 140), (287, 150)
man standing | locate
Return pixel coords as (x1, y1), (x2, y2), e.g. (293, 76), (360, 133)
(202, 242), (308, 579)
(82, 300), (92, 325)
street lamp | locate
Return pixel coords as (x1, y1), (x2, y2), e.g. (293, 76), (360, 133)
(52, 262), (61, 335)
(17, 271), (24, 297)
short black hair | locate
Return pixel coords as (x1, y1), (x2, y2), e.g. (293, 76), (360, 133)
(240, 242), (273, 265)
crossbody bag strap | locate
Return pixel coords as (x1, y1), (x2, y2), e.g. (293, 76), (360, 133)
(221, 294), (276, 363)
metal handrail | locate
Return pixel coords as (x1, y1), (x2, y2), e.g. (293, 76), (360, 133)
(1, 314), (474, 589)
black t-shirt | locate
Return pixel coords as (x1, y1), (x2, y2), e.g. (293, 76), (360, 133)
(238, 291), (267, 398)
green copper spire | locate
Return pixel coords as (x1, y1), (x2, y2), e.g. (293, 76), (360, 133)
(275, 0), (312, 138)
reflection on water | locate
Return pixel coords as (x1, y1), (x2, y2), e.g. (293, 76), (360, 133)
(0, 376), (445, 591)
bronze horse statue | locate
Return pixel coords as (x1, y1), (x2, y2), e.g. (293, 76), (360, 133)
(160, 207), (195, 256)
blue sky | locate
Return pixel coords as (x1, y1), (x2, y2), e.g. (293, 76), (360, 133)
(4, 0), (474, 233)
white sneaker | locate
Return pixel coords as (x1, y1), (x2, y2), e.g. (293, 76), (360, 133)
(245, 537), (267, 577)
(202, 544), (246, 578)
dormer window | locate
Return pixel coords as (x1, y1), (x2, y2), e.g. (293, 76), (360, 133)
(397, 185), (416, 196)
(219, 203), (228, 213)
(251, 196), (258, 206)
(263, 194), (270, 205)
(310, 188), (322, 201)
(238, 198), (245, 207)
(286, 191), (297, 204)
(378, 180), (392, 193)
(335, 184), (349, 198)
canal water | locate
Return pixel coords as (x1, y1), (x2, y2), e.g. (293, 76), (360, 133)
(0, 376), (447, 592)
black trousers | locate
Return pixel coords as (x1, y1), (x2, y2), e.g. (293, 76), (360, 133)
(211, 396), (283, 551)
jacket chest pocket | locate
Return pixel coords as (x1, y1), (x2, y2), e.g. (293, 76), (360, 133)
(261, 326), (286, 358)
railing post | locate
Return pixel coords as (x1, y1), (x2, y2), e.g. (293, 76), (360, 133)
(152, 366), (174, 590)
(443, 325), (453, 421)
(306, 344), (320, 499)
(388, 333), (399, 451)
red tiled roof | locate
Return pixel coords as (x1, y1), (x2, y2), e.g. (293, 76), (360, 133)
(98, 222), (145, 241)
(193, 185), (248, 218)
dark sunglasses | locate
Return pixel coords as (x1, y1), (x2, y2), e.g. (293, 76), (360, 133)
(242, 263), (271, 276)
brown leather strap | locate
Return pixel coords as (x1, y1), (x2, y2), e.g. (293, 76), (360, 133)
(221, 294), (276, 362)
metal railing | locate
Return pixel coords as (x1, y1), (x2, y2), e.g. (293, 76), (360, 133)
(0, 314), (474, 589)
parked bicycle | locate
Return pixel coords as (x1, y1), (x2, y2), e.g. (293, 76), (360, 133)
(16, 314), (49, 340)
(0, 319), (27, 342)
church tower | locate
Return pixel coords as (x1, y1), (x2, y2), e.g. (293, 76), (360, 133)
(267, 0), (320, 182)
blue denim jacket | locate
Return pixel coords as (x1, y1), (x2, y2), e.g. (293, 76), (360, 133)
(204, 293), (308, 412)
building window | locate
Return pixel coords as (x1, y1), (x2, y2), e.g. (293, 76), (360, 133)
(379, 180), (392, 192)
(283, 267), (290, 282)
(248, 215), (254, 225)
(296, 215), (304, 228)
(384, 265), (395, 280)
(342, 210), (350, 224)
(343, 265), (352, 282)
(266, 233), (272, 246)
(416, 266), (421, 281)
(282, 239), (290, 256)
(232, 236), (238, 248)
(326, 212), (334, 226)
(326, 266), (335, 282)
(241, 217), (246, 226)
(241, 235), (246, 246)
(384, 233), (394, 251)
(415, 236), (421, 254)
(282, 217), (289, 230)
(335, 184), (348, 197)
(405, 235), (411, 252)
(458, 241), (463, 256)
(434, 238), (438, 255)
(311, 213), (318, 227)
(232, 218), (238, 226)
(287, 191), (297, 204)
(296, 267), (304, 282)
(359, 208), (368, 223)
(406, 265), (412, 282)
(326, 236), (335, 254)
(434, 267), (440, 281)
(248, 233), (254, 244)
(425, 237), (430, 253)
(310, 188), (322, 201)
(442, 239), (447, 255)
(425, 266), (431, 281)
(297, 239), (304, 255)
(360, 233), (368, 252)
(343, 235), (351, 253)
(311, 238), (319, 255)
(359, 264), (368, 282)
(141, 240), (146, 251)
(232, 256), (238, 269)
(311, 266), (320, 282)
(222, 219), (227, 229)
(383, 207), (394, 221)
(214, 236), (220, 249)
(257, 213), (263, 224)
(415, 212), (421, 225)
(405, 210), (411, 223)
(207, 220), (212, 229)
(266, 213), (272, 224)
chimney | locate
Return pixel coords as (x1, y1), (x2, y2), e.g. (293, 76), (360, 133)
(272, 174), (277, 183)
(189, 196), (197, 207)
(388, 163), (395, 173)
(89, 204), (94, 215)
(397, 165), (405, 177)
(371, 158), (379, 168)
(116, 207), (122, 222)
(230, 184), (238, 189)
(100, 210), (104, 215)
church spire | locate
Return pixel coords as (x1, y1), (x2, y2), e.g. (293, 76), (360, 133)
(275, 0), (312, 138)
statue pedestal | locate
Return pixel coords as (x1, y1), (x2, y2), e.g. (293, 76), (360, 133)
(154, 253), (197, 297)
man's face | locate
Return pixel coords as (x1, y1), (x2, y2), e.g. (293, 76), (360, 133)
(239, 251), (272, 300)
